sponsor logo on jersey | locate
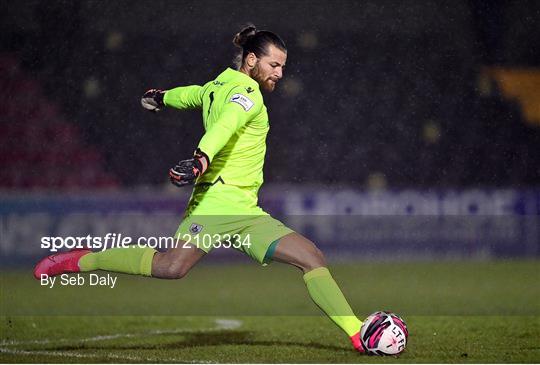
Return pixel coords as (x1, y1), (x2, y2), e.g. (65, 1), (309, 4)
(230, 93), (254, 111)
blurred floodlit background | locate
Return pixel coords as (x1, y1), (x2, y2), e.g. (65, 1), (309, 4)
(1, 0), (539, 263)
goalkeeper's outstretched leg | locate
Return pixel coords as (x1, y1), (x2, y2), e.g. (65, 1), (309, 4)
(33, 233), (365, 352)
(271, 233), (366, 353)
(33, 243), (205, 280)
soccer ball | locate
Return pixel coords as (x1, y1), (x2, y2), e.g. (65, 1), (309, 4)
(360, 311), (408, 356)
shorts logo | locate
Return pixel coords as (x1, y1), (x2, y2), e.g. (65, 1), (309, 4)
(230, 93), (254, 111)
(189, 223), (204, 234)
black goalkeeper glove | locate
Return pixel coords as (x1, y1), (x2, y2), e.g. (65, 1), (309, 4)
(141, 89), (165, 112)
(169, 149), (210, 187)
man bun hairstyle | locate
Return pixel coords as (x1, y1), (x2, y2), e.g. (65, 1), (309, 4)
(233, 25), (257, 48)
(233, 24), (287, 69)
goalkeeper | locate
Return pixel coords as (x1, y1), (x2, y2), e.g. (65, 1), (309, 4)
(34, 25), (366, 353)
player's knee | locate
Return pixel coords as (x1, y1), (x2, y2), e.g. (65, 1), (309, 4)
(164, 262), (189, 279)
(302, 246), (327, 272)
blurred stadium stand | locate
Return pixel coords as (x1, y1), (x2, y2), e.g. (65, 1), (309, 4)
(0, 54), (118, 189)
(1, 0), (539, 190)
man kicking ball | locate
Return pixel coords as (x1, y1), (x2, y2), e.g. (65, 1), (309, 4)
(34, 24), (366, 353)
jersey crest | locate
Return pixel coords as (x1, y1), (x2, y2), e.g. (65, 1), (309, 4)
(189, 223), (204, 234)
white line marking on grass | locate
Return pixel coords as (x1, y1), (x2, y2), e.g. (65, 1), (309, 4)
(0, 348), (216, 363)
(214, 319), (243, 330)
(0, 348), (140, 361)
(1, 318), (243, 347)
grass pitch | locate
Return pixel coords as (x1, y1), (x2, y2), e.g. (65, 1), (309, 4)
(1, 260), (539, 363)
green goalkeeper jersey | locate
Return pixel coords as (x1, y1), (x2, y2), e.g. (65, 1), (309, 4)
(163, 68), (268, 189)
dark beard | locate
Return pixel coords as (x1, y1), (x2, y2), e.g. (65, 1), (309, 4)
(250, 63), (273, 92)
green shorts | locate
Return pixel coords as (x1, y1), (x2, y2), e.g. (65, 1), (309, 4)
(174, 182), (294, 265)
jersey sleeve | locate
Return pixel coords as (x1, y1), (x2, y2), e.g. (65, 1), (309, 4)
(163, 85), (204, 109)
(197, 86), (262, 162)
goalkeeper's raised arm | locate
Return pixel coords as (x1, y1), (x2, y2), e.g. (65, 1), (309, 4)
(141, 85), (204, 112)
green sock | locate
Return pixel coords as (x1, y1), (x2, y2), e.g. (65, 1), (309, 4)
(303, 267), (362, 337)
(79, 247), (156, 277)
